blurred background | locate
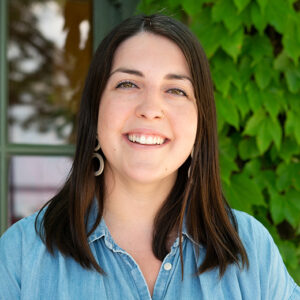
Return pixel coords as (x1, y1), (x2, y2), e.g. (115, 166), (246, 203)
(0, 0), (299, 283)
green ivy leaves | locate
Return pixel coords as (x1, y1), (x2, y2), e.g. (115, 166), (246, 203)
(137, 0), (300, 284)
(243, 108), (282, 153)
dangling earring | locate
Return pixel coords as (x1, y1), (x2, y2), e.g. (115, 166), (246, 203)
(188, 147), (194, 178)
(93, 137), (104, 176)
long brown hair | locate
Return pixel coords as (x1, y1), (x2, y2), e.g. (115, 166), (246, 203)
(35, 14), (248, 277)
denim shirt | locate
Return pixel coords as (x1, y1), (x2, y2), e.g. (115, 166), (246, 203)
(0, 207), (299, 300)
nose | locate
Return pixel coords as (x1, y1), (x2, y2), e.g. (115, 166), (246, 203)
(135, 90), (164, 120)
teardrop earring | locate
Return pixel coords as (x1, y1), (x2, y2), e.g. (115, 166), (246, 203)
(93, 137), (104, 176)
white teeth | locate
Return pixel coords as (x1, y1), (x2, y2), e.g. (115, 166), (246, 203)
(128, 134), (165, 145)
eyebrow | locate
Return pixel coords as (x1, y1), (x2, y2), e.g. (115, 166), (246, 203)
(109, 67), (194, 85)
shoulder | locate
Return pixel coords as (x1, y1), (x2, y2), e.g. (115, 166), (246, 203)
(0, 209), (46, 257)
(231, 209), (281, 262)
(0, 209), (47, 298)
(231, 209), (272, 247)
(232, 209), (265, 231)
(230, 209), (300, 299)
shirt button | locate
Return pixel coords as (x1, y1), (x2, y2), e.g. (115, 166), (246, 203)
(164, 262), (172, 271)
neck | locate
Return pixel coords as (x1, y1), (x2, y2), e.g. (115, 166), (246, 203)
(102, 166), (177, 230)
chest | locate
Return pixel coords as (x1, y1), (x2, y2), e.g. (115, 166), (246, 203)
(20, 252), (259, 300)
(130, 252), (162, 296)
(20, 239), (262, 300)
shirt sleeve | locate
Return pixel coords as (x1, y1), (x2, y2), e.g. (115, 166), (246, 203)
(250, 216), (300, 300)
(0, 223), (22, 300)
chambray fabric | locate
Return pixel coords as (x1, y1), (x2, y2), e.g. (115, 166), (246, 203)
(0, 207), (299, 300)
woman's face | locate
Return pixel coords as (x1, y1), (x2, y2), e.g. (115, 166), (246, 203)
(97, 32), (198, 185)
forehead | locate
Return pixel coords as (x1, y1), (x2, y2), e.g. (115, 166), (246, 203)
(111, 32), (191, 76)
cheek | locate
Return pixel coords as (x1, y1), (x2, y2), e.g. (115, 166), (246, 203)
(172, 105), (198, 141)
(98, 96), (119, 129)
(97, 96), (133, 142)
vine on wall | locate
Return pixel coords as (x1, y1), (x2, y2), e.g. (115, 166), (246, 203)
(137, 0), (300, 283)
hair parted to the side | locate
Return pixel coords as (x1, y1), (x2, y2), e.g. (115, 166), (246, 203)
(35, 13), (249, 277)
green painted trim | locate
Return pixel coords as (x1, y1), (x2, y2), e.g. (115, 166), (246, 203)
(0, 0), (8, 234)
(6, 144), (75, 156)
(92, 0), (140, 51)
(93, 0), (121, 52)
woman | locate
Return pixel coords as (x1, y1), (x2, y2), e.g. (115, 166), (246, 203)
(0, 14), (299, 300)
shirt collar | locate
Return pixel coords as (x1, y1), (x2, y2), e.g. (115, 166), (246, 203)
(86, 198), (106, 244)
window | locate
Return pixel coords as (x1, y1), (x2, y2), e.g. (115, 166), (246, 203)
(0, 0), (139, 233)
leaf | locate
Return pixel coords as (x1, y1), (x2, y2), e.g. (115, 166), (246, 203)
(223, 173), (265, 213)
(217, 114), (225, 133)
(212, 0), (242, 33)
(233, 0), (251, 13)
(238, 55), (253, 87)
(220, 133), (238, 159)
(244, 34), (273, 65)
(285, 68), (300, 94)
(256, 118), (282, 153)
(285, 110), (300, 144)
(220, 154), (238, 185)
(215, 92), (240, 129)
(270, 118), (282, 150)
(221, 27), (244, 62)
(265, 0), (290, 33)
(269, 144), (279, 162)
(256, 0), (268, 14)
(212, 68), (231, 97)
(282, 14), (300, 65)
(287, 93), (300, 113)
(243, 108), (266, 136)
(231, 89), (250, 119)
(277, 240), (299, 271)
(256, 118), (274, 154)
(243, 158), (261, 176)
(250, 1), (267, 35)
(269, 192), (285, 225)
(192, 9), (226, 58)
(270, 189), (300, 227)
(263, 87), (282, 121)
(137, 0), (171, 13)
(274, 51), (294, 71)
(255, 170), (276, 193)
(276, 162), (300, 191)
(239, 3), (252, 28)
(238, 137), (260, 159)
(284, 190), (300, 227)
(212, 52), (240, 96)
(279, 138), (300, 163)
(245, 82), (262, 112)
(254, 57), (273, 90)
(166, 0), (182, 8)
(276, 163), (291, 191)
(181, 0), (206, 15)
(219, 136), (239, 185)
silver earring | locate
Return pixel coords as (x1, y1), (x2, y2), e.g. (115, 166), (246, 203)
(93, 137), (104, 176)
(95, 137), (101, 151)
(188, 147), (194, 178)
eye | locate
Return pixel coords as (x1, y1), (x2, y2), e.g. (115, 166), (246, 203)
(116, 81), (138, 89)
(167, 88), (187, 97)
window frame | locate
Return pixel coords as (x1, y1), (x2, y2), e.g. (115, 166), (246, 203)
(0, 0), (139, 234)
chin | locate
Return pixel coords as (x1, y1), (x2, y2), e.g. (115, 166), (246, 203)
(125, 169), (177, 185)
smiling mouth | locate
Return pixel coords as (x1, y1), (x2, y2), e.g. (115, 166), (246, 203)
(126, 134), (167, 145)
